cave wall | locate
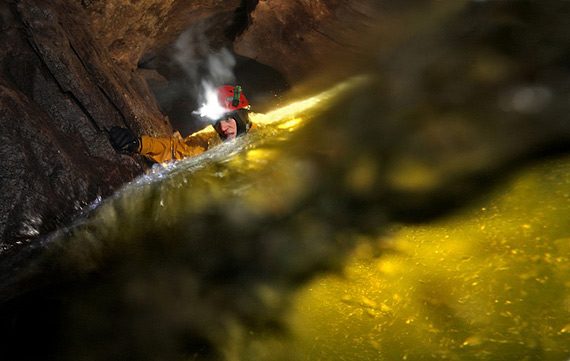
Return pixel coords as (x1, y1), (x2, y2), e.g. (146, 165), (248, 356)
(234, 0), (382, 84)
(82, 0), (244, 70)
(0, 0), (175, 253)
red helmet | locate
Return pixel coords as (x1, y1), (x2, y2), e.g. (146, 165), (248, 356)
(213, 85), (252, 139)
(217, 85), (250, 111)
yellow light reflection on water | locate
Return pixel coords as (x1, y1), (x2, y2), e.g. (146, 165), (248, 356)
(209, 77), (369, 219)
(286, 157), (570, 361)
(250, 77), (366, 128)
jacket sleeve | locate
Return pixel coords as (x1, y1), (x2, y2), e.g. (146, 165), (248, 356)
(139, 131), (213, 163)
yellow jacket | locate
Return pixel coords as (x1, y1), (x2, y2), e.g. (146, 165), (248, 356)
(139, 126), (222, 163)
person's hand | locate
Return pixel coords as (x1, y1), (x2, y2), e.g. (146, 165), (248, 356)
(109, 126), (140, 153)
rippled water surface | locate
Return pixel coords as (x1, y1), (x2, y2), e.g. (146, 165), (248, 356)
(21, 78), (570, 361)
(93, 83), (570, 361)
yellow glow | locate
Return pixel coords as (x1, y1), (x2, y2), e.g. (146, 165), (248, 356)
(376, 258), (402, 276)
(250, 76), (367, 129)
(277, 117), (304, 131)
(285, 157), (570, 361)
(245, 148), (277, 162)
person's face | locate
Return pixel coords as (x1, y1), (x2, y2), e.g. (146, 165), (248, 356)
(218, 117), (237, 140)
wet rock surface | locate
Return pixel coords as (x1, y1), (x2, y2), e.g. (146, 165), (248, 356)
(0, 0), (172, 253)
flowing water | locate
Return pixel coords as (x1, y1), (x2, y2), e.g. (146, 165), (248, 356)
(3, 77), (570, 361)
